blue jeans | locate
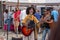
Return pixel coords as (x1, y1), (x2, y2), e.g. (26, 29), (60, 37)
(7, 19), (11, 31)
(5, 19), (8, 24)
(42, 28), (50, 40)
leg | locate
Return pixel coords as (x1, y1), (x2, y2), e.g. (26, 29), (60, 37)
(3, 19), (8, 36)
(14, 21), (17, 33)
(42, 28), (48, 40)
(34, 27), (38, 40)
(23, 36), (28, 40)
(14, 21), (19, 37)
(29, 31), (34, 40)
(7, 19), (11, 31)
(45, 29), (50, 40)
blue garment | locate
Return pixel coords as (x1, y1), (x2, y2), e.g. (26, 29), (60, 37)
(5, 19), (8, 24)
(42, 28), (50, 40)
(34, 13), (41, 21)
(8, 12), (12, 19)
(7, 12), (12, 31)
(7, 19), (11, 31)
(51, 10), (59, 22)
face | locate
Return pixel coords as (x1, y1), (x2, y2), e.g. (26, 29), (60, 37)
(15, 8), (18, 11)
(44, 10), (47, 15)
(36, 10), (40, 13)
(47, 11), (50, 15)
(29, 8), (34, 15)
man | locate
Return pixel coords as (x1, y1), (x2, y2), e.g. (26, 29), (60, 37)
(34, 9), (42, 33)
(8, 11), (13, 31)
(41, 9), (54, 40)
(34, 9), (41, 21)
(20, 10), (27, 26)
(51, 8), (59, 22)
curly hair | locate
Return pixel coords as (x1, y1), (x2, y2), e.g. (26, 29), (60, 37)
(26, 7), (36, 15)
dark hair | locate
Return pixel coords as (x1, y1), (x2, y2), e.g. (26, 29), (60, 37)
(5, 9), (8, 13)
(31, 5), (34, 7)
(47, 8), (50, 11)
(26, 7), (36, 15)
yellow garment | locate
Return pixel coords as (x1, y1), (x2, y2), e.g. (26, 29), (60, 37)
(22, 15), (40, 28)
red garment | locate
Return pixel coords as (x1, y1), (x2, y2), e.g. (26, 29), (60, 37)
(14, 10), (21, 22)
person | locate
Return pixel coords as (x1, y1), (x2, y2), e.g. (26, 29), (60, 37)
(8, 10), (14, 31)
(22, 7), (40, 40)
(41, 9), (54, 40)
(9, 10), (14, 24)
(4, 9), (8, 25)
(4, 9), (12, 31)
(20, 10), (27, 26)
(34, 9), (42, 33)
(20, 10), (27, 21)
(48, 9), (60, 40)
(34, 9), (41, 21)
(51, 7), (59, 22)
(13, 8), (21, 34)
(3, 9), (13, 36)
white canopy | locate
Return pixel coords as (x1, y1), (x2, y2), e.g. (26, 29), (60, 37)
(1, 0), (60, 3)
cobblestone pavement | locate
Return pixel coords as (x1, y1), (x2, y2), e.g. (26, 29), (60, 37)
(0, 29), (43, 40)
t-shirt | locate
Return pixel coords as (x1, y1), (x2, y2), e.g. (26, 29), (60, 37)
(4, 12), (8, 24)
(51, 10), (59, 22)
(41, 15), (54, 29)
(34, 13), (41, 21)
(8, 12), (13, 19)
(20, 10), (27, 21)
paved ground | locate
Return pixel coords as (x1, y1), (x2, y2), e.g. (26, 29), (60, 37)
(0, 29), (43, 40)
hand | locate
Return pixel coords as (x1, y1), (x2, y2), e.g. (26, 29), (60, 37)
(47, 20), (53, 23)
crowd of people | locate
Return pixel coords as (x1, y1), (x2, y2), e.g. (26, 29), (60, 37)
(3, 5), (60, 40)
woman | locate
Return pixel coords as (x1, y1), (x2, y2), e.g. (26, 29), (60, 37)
(40, 9), (54, 40)
(22, 7), (40, 40)
(13, 8), (21, 34)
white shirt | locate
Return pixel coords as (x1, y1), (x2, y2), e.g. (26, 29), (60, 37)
(20, 10), (27, 21)
(4, 12), (8, 22)
(20, 10), (27, 26)
(12, 13), (14, 18)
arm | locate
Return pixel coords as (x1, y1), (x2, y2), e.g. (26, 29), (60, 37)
(33, 16), (40, 28)
(45, 19), (53, 23)
(22, 16), (28, 26)
(40, 17), (43, 23)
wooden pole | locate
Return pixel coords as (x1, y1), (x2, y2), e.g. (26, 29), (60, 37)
(16, 0), (20, 37)
(17, 0), (19, 9)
